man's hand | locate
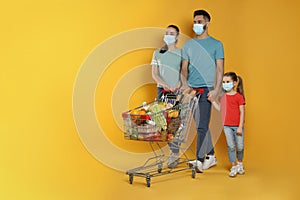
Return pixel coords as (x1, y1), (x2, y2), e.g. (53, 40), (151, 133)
(180, 86), (192, 93)
(207, 89), (217, 102)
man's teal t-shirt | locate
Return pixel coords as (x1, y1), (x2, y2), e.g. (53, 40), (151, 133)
(151, 48), (181, 87)
(182, 36), (224, 88)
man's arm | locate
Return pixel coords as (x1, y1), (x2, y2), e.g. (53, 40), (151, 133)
(180, 60), (189, 89)
(208, 59), (224, 101)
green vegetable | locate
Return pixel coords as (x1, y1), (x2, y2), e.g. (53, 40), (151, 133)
(150, 104), (167, 130)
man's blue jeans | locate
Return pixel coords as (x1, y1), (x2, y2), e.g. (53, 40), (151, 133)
(194, 87), (214, 162)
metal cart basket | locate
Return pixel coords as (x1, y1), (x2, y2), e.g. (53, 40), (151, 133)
(121, 90), (199, 187)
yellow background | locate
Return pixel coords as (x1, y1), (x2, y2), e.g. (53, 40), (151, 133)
(1, 0), (300, 199)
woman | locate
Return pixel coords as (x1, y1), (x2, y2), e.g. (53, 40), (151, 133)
(151, 25), (182, 168)
(151, 25), (181, 99)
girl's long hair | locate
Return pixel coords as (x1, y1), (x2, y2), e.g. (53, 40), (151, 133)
(224, 72), (245, 100)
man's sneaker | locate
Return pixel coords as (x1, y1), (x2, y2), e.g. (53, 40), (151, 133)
(167, 153), (180, 169)
(187, 159), (197, 168)
(203, 155), (217, 170)
(195, 160), (203, 173)
(187, 160), (203, 173)
(237, 162), (245, 174)
(229, 166), (238, 177)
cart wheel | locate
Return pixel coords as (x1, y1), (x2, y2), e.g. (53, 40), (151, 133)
(158, 163), (162, 173)
(146, 177), (151, 187)
(192, 168), (196, 178)
(129, 174), (133, 184)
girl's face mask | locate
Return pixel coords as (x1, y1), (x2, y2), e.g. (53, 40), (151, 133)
(222, 82), (234, 91)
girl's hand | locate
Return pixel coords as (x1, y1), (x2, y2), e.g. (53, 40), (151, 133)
(207, 89), (217, 102)
(237, 127), (243, 135)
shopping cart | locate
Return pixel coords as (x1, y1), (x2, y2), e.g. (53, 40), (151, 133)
(121, 89), (200, 187)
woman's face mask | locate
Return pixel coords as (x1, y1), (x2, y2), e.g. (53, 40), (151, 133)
(163, 35), (176, 45)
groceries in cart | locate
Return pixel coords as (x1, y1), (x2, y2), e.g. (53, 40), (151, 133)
(122, 88), (197, 142)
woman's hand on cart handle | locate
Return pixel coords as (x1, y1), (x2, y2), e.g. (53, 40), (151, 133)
(162, 86), (171, 92)
(162, 87), (179, 93)
(170, 87), (179, 92)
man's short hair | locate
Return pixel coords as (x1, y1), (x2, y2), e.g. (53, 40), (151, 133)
(193, 9), (211, 21)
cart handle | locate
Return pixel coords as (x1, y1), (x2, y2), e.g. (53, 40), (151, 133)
(162, 88), (179, 93)
(193, 88), (204, 95)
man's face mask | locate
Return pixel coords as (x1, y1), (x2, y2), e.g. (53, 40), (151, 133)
(193, 24), (206, 35)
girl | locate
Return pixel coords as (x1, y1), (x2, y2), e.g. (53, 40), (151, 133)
(212, 72), (246, 177)
(151, 25), (181, 168)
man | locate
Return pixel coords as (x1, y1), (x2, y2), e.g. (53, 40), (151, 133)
(181, 9), (224, 172)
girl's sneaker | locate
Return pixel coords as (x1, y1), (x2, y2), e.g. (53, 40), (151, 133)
(237, 162), (245, 174)
(229, 166), (238, 177)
